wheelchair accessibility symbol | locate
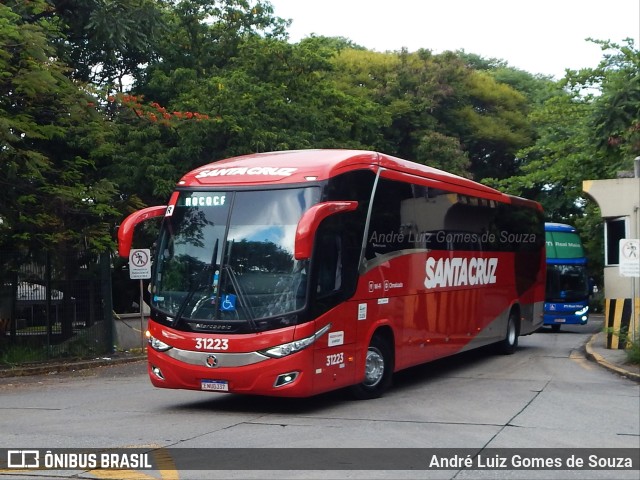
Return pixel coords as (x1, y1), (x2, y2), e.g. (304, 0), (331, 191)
(220, 294), (237, 312)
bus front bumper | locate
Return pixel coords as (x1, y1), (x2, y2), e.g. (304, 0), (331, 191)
(146, 346), (315, 397)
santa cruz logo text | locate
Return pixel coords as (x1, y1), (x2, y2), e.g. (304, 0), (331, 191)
(425, 257), (498, 289)
(195, 167), (297, 178)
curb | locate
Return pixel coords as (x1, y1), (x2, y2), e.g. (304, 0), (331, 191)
(585, 333), (640, 383)
(0, 355), (146, 379)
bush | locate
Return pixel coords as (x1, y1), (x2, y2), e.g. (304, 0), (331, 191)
(605, 326), (640, 365)
(626, 338), (640, 365)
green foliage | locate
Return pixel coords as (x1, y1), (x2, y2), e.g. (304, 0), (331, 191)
(627, 339), (640, 365)
(510, 39), (638, 190)
(483, 39), (640, 280)
(452, 69), (534, 180)
(331, 47), (535, 180)
(415, 131), (469, 177)
(574, 202), (604, 285)
(41, 0), (164, 87)
(140, 0), (289, 94)
(486, 92), (600, 214)
(0, 344), (47, 366)
(574, 39), (640, 171)
(0, 1), (121, 253)
(604, 326), (640, 365)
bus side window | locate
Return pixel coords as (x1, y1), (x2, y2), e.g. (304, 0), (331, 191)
(366, 179), (414, 260)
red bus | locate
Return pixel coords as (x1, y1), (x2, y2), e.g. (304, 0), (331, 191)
(118, 150), (545, 399)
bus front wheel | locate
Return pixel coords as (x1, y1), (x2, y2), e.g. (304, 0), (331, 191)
(350, 334), (393, 400)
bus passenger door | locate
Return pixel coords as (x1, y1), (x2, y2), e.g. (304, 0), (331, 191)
(310, 215), (361, 393)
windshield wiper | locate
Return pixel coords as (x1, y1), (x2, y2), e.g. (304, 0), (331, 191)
(173, 270), (215, 324)
(223, 264), (257, 332)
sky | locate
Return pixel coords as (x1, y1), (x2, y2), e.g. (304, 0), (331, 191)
(267, 0), (640, 79)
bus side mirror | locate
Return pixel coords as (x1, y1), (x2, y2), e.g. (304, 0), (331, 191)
(294, 201), (358, 260)
(117, 205), (168, 258)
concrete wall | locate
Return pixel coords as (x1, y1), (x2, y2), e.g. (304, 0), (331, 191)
(114, 314), (148, 351)
(583, 175), (640, 299)
(583, 161), (640, 348)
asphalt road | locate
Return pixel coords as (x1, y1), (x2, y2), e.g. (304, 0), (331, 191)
(0, 317), (638, 479)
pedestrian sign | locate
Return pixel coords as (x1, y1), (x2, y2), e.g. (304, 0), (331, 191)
(129, 249), (152, 279)
(619, 239), (639, 277)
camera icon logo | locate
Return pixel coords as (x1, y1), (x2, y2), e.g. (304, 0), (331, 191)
(7, 450), (40, 469)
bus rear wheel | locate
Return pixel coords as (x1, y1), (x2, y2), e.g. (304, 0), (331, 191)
(349, 334), (393, 400)
(497, 310), (519, 355)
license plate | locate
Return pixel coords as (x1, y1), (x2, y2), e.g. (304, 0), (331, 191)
(556, 318), (566, 323)
(201, 380), (229, 392)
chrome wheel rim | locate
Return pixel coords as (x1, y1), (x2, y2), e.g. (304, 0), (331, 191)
(364, 347), (385, 387)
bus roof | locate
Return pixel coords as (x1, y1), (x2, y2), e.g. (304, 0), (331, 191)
(545, 222), (578, 233)
(179, 149), (541, 210)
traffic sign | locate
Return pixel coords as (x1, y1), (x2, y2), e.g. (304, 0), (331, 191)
(619, 239), (639, 277)
(129, 248), (151, 279)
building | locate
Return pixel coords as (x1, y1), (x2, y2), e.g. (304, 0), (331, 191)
(583, 158), (640, 348)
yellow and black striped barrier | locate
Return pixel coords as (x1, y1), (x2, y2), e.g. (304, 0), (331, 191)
(605, 298), (640, 349)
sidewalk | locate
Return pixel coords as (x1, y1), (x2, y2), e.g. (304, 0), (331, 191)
(0, 351), (146, 379)
(585, 331), (640, 382)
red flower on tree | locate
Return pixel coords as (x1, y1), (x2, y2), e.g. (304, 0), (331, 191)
(99, 92), (211, 125)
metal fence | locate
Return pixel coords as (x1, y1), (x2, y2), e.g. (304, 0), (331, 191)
(0, 249), (113, 365)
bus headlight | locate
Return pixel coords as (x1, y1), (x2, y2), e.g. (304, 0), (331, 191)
(148, 334), (172, 352)
(260, 324), (331, 358)
(575, 306), (589, 316)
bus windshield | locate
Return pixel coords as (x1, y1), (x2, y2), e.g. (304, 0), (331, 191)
(151, 187), (320, 332)
(545, 264), (589, 302)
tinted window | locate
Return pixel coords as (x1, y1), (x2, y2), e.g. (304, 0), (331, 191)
(365, 178), (499, 259)
(310, 170), (375, 315)
(365, 177), (544, 257)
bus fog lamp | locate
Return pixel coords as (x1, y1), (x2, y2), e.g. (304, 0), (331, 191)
(151, 366), (165, 380)
(274, 372), (299, 387)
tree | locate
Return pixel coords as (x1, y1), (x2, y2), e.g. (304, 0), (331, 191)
(567, 38), (640, 173)
(0, 1), (120, 253)
(486, 39), (640, 219)
(457, 50), (558, 106)
(29, 0), (165, 89)
(486, 91), (601, 221)
(109, 32), (390, 207)
(137, 0), (289, 101)
(331, 47), (534, 179)
(99, 1), (299, 206)
(329, 48), (468, 174)
(483, 39), (640, 284)
(447, 68), (534, 180)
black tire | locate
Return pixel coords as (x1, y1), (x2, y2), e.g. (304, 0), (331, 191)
(550, 324), (561, 333)
(349, 334), (393, 400)
(497, 311), (519, 355)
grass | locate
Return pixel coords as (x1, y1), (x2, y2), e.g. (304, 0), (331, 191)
(626, 338), (640, 364)
(0, 344), (46, 366)
(605, 326), (640, 365)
